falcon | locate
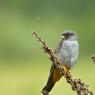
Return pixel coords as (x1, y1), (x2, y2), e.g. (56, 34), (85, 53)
(42, 30), (79, 95)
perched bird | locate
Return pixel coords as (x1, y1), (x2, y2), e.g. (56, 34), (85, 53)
(42, 30), (79, 95)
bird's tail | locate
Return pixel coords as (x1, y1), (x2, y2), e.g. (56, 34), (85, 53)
(42, 66), (56, 94)
(42, 66), (62, 95)
(42, 78), (55, 93)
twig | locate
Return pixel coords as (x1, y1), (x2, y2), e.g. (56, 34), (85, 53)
(32, 32), (93, 95)
(91, 55), (95, 64)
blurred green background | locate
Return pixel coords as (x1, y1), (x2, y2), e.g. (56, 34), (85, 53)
(0, 0), (95, 95)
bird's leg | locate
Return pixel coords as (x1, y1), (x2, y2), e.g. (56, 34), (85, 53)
(62, 65), (67, 73)
(59, 64), (70, 75)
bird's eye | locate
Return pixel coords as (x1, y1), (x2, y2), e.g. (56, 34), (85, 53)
(66, 33), (69, 36)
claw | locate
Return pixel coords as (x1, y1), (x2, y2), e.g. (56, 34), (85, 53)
(59, 65), (69, 75)
(62, 65), (67, 73)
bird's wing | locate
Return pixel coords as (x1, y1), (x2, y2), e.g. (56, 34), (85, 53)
(55, 39), (64, 54)
(70, 41), (79, 66)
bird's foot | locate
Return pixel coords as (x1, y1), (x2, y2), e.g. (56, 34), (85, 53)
(41, 90), (49, 95)
(62, 65), (67, 73)
(59, 65), (68, 75)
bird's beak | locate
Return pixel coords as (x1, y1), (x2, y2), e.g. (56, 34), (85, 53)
(61, 35), (65, 39)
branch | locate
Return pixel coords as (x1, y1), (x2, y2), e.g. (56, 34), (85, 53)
(91, 55), (95, 64)
(32, 32), (93, 95)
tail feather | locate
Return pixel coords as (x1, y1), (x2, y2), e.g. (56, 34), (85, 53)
(42, 65), (55, 93)
(42, 78), (55, 92)
(42, 65), (62, 94)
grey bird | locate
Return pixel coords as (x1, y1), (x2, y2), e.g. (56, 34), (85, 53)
(42, 30), (79, 95)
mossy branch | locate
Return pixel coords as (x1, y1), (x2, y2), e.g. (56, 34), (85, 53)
(32, 32), (93, 95)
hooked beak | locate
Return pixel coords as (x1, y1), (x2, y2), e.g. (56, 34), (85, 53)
(61, 35), (65, 39)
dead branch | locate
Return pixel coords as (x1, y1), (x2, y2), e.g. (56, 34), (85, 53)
(91, 55), (95, 64)
(32, 32), (93, 95)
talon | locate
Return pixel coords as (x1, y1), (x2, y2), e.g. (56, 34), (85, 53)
(62, 65), (67, 73)
(58, 65), (67, 75)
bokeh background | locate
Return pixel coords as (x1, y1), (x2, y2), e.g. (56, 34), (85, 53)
(0, 0), (95, 95)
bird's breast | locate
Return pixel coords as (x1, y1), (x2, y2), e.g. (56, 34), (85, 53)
(57, 40), (79, 67)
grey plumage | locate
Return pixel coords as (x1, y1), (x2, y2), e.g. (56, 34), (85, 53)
(42, 30), (79, 94)
(56, 30), (79, 68)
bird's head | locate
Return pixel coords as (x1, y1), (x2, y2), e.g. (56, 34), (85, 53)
(61, 30), (78, 40)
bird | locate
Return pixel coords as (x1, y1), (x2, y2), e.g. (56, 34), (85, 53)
(42, 30), (79, 95)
